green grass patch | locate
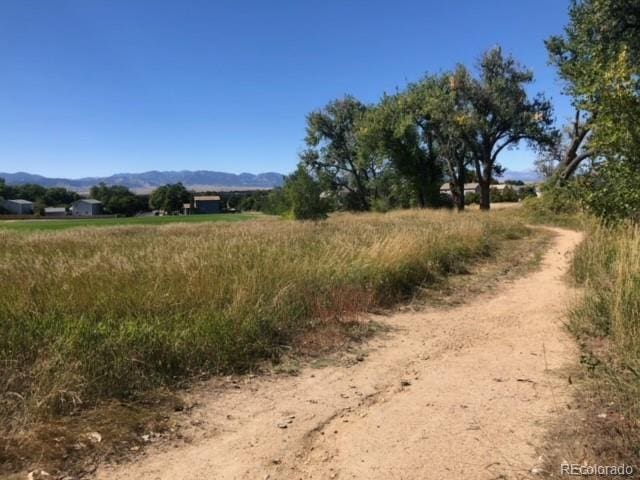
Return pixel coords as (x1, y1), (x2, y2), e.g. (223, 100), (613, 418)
(0, 213), (257, 232)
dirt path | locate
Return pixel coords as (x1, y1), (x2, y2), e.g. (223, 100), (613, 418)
(97, 227), (582, 480)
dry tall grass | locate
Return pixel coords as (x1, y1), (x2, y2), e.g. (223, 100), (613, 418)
(565, 223), (640, 467)
(0, 209), (527, 431)
(571, 225), (640, 411)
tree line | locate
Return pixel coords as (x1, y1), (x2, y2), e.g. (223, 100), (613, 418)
(272, 0), (640, 222)
(0, 179), (81, 214)
(0, 178), (249, 216)
(265, 46), (556, 219)
(0, 179), (176, 216)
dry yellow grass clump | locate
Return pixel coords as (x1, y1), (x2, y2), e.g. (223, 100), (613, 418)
(571, 224), (640, 409)
(0, 209), (527, 429)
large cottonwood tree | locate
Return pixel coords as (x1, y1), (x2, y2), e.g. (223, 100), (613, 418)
(405, 73), (474, 211)
(359, 91), (442, 208)
(300, 96), (378, 211)
(452, 48), (557, 210)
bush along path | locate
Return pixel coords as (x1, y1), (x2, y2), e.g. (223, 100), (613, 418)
(93, 227), (583, 480)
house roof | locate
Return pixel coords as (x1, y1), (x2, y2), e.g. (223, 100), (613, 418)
(74, 199), (102, 204)
(194, 195), (221, 201)
(439, 183), (479, 191)
(6, 199), (34, 204)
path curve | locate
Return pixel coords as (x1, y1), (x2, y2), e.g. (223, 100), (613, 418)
(97, 227), (582, 480)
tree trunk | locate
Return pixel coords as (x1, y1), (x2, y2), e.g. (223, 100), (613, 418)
(478, 180), (491, 210)
(417, 187), (426, 209)
(473, 156), (491, 211)
(453, 175), (465, 211)
(558, 110), (592, 180)
(560, 151), (592, 181)
(450, 182), (464, 211)
(454, 190), (465, 211)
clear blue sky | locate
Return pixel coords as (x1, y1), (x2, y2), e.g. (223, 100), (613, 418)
(0, 0), (573, 178)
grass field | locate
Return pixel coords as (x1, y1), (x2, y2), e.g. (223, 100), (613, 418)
(0, 212), (256, 231)
(0, 208), (537, 476)
(0, 210), (529, 433)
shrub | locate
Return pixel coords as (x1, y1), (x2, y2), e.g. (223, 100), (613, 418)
(518, 185), (537, 200)
(437, 193), (455, 209)
(577, 161), (640, 223)
(499, 186), (519, 202)
(465, 192), (479, 205)
(285, 165), (330, 220)
(520, 178), (585, 227)
(261, 188), (289, 215)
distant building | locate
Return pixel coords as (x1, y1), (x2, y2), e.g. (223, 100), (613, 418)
(71, 199), (103, 216)
(44, 207), (68, 217)
(185, 195), (221, 214)
(3, 199), (34, 215)
(439, 183), (480, 197)
(490, 184), (523, 192)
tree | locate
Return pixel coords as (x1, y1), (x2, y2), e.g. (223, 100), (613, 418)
(452, 48), (557, 209)
(369, 166), (417, 211)
(547, 0), (640, 162)
(535, 109), (595, 181)
(149, 183), (191, 214)
(359, 91), (442, 208)
(236, 191), (271, 212)
(43, 187), (80, 207)
(33, 201), (46, 216)
(544, 0), (640, 221)
(261, 188), (289, 216)
(8, 183), (47, 203)
(90, 183), (146, 216)
(557, 110), (594, 180)
(407, 73), (475, 211)
(283, 165), (329, 220)
(300, 96), (379, 211)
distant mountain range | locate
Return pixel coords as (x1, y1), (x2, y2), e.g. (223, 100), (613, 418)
(0, 168), (539, 194)
(499, 169), (541, 183)
(0, 170), (286, 193)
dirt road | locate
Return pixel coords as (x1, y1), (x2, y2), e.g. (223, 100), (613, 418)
(97, 227), (582, 480)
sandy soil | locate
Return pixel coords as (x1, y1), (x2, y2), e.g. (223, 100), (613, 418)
(97, 227), (582, 480)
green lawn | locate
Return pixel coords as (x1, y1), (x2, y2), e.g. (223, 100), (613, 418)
(0, 213), (259, 231)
